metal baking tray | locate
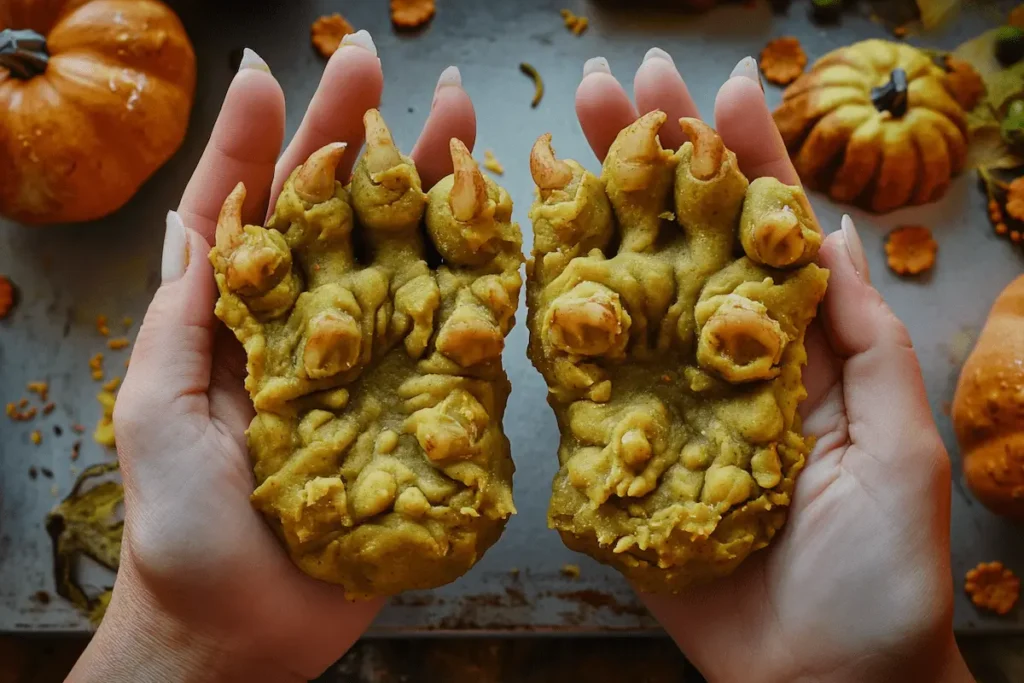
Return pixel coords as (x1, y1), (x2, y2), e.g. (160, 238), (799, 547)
(1, 0), (1021, 634)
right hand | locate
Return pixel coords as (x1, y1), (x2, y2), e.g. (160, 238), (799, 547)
(70, 32), (478, 683)
(574, 51), (974, 683)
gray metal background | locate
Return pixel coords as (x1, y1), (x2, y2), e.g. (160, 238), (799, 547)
(1, 0), (1021, 634)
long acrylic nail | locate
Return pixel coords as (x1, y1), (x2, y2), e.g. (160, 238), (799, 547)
(340, 29), (377, 57)
(841, 214), (871, 283)
(238, 48), (271, 74)
(729, 56), (763, 91)
(162, 211), (188, 284)
(643, 47), (675, 67)
(432, 65), (462, 109)
(583, 56), (611, 78)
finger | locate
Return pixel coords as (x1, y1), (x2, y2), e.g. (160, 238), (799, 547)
(714, 57), (800, 185)
(799, 319), (842, 424)
(633, 48), (701, 150)
(576, 57), (640, 162)
(208, 326), (254, 439)
(819, 216), (938, 460)
(272, 31), (383, 203)
(117, 214), (216, 442)
(179, 50), (286, 243)
(410, 66), (477, 188)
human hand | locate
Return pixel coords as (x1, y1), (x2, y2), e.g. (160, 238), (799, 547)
(69, 32), (477, 683)
(574, 52), (974, 683)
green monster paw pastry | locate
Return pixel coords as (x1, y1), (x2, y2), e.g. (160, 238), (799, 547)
(526, 115), (829, 593)
(210, 110), (523, 598)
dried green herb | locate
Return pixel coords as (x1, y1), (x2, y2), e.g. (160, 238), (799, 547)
(520, 62), (544, 108)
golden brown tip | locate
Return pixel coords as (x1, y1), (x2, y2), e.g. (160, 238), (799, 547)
(295, 142), (347, 204)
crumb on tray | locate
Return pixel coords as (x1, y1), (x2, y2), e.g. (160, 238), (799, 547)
(560, 9), (589, 36)
(561, 563), (581, 579)
(107, 337), (130, 351)
(96, 315), (109, 337)
(483, 150), (505, 176)
(89, 353), (104, 381)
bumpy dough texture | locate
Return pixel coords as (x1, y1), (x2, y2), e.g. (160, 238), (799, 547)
(210, 111), (523, 598)
(773, 39), (970, 214)
(526, 115), (829, 593)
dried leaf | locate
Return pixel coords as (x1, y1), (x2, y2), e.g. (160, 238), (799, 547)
(966, 121), (1024, 170)
(916, 0), (961, 29)
(953, 26), (1024, 111)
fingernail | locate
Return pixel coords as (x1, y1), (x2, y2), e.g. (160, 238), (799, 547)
(841, 214), (871, 283)
(238, 48), (270, 74)
(730, 56), (763, 91)
(583, 56), (611, 78)
(432, 65), (463, 109)
(162, 211), (188, 284)
(643, 47), (675, 67)
(340, 29), (377, 57)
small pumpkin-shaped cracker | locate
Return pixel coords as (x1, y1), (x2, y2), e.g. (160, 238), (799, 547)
(773, 39), (970, 214)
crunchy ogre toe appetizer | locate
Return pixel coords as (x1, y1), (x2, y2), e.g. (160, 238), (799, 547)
(526, 114), (828, 592)
(211, 110), (523, 598)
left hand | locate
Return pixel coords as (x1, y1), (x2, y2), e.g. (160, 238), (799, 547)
(70, 32), (477, 683)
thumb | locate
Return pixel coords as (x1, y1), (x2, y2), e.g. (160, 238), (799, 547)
(819, 215), (944, 464)
(117, 211), (216, 436)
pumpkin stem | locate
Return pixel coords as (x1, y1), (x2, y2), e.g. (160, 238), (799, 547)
(870, 67), (909, 118)
(0, 29), (49, 79)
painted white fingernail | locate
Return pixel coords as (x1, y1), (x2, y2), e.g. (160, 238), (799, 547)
(432, 66), (463, 109)
(436, 66), (462, 92)
(238, 48), (270, 74)
(341, 29), (377, 57)
(583, 57), (611, 78)
(841, 214), (871, 284)
(162, 211), (188, 284)
(643, 47), (675, 66)
(730, 56), (762, 90)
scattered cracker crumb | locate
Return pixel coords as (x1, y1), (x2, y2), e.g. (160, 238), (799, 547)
(483, 150), (505, 176)
(71, 441), (81, 461)
(96, 315), (109, 337)
(7, 401), (37, 421)
(30, 430), (41, 445)
(94, 390), (117, 448)
(311, 13), (355, 59)
(509, 567), (520, 577)
(560, 9), (589, 36)
(71, 424), (86, 434)
(33, 590), (50, 605)
(89, 353), (104, 381)
(122, 316), (133, 329)
(966, 562), (1020, 615)
(561, 563), (581, 579)
(658, 211), (676, 221)
(107, 337), (130, 351)
(0, 276), (14, 320)
(759, 36), (807, 85)
(43, 403), (55, 415)
(27, 381), (48, 402)
(885, 225), (937, 275)
(893, 25), (909, 38)
(102, 377), (121, 393)
(391, 0), (435, 29)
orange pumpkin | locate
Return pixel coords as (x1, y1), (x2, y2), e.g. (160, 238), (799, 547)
(0, 0), (196, 225)
(952, 275), (1024, 522)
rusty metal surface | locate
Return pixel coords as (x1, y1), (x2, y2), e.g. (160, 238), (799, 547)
(1, 0), (1022, 634)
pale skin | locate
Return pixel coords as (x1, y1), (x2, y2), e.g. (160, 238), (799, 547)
(66, 33), (974, 683)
